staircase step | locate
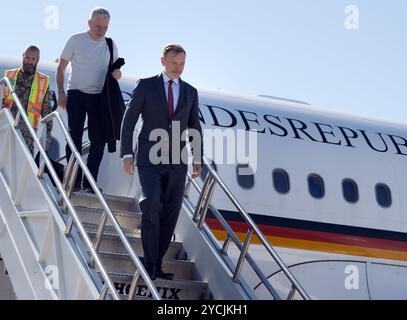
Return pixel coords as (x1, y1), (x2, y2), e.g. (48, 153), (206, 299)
(108, 272), (209, 300)
(71, 191), (138, 212)
(98, 252), (197, 281)
(85, 231), (183, 260)
(82, 222), (140, 237)
(75, 206), (141, 232)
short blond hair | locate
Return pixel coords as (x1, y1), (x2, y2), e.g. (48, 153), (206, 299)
(162, 44), (186, 57)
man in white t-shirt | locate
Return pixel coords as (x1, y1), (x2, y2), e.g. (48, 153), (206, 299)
(56, 7), (121, 192)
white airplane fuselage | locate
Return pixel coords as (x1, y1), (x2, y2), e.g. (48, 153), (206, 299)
(1, 57), (407, 299)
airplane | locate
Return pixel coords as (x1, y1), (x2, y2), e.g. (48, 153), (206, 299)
(1, 55), (407, 300)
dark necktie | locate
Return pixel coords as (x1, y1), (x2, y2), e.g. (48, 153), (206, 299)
(168, 79), (174, 120)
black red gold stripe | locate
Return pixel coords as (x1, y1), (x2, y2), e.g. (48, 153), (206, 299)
(205, 210), (407, 261)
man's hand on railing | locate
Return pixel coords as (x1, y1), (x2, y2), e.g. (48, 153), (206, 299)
(192, 162), (202, 179)
(58, 92), (67, 111)
(122, 156), (134, 175)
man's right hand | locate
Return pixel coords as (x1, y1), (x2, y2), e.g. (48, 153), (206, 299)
(123, 157), (134, 175)
(58, 92), (67, 111)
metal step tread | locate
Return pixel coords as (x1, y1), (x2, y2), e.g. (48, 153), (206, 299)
(109, 271), (208, 288)
(72, 191), (135, 204)
(74, 205), (141, 217)
(97, 251), (193, 266)
(104, 272), (210, 300)
(97, 251), (196, 280)
(109, 272), (209, 300)
(87, 229), (182, 247)
(85, 231), (183, 259)
(82, 222), (140, 237)
(71, 191), (139, 212)
(84, 223), (177, 243)
(110, 272), (210, 300)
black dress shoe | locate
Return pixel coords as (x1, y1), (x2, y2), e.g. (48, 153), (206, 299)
(156, 268), (174, 280)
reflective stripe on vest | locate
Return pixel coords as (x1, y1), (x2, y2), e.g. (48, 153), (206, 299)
(2, 69), (19, 105)
(2, 68), (50, 128)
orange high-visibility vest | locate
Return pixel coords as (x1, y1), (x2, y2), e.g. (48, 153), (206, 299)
(2, 68), (50, 128)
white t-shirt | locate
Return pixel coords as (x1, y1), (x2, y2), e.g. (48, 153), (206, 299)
(60, 31), (119, 94)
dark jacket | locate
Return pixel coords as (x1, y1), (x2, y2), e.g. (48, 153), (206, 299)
(120, 74), (203, 174)
(100, 38), (125, 153)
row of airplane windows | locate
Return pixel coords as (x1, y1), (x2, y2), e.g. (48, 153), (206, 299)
(47, 139), (393, 209)
(270, 169), (392, 208)
(201, 163), (392, 208)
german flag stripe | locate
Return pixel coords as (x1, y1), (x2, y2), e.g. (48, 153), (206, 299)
(206, 210), (407, 262)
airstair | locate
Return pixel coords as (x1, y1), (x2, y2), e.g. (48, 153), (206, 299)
(0, 76), (310, 300)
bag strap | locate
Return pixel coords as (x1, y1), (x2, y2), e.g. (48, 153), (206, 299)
(105, 37), (113, 66)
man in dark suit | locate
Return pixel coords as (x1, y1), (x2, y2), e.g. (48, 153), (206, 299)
(120, 44), (202, 280)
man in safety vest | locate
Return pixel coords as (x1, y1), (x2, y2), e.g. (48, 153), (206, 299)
(1, 45), (53, 155)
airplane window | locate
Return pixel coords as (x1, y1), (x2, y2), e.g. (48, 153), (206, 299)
(342, 179), (359, 203)
(236, 164), (254, 189)
(200, 160), (217, 181)
(375, 183), (392, 208)
(273, 169), (290, 194)
(308, 174), (324, 199)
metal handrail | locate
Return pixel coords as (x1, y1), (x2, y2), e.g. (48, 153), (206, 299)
(0, 77), (117, 299)
(55, 127), (89, 163)
(0, 77), (160, 300)
(185, 157), (311, 300)
(40, 111), (160, 299)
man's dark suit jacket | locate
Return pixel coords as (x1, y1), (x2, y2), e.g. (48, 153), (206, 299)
(120, 74), (203, 174)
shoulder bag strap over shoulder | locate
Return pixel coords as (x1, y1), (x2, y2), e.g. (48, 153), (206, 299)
(105, 37), (113, 66)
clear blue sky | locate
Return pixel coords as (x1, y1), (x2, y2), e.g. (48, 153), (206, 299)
(3, 0), (407, 122)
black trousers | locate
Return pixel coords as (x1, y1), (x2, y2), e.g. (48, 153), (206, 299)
(138, 165), (186, 268)
(65, 90), (105, 189)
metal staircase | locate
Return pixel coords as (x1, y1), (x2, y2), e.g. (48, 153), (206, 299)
(0, 76), (310, 300)
(70, 191), (210, 300)
(0, 76), (159, 300)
